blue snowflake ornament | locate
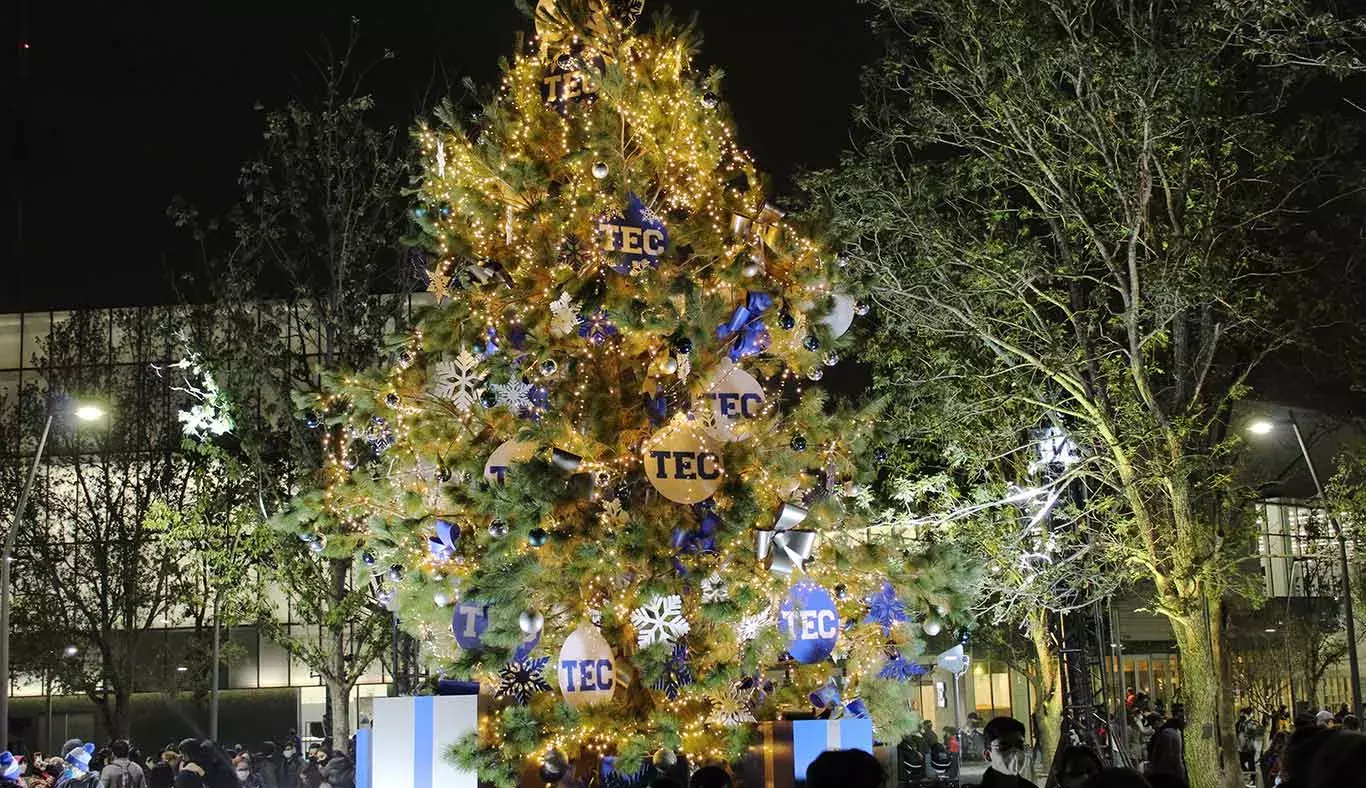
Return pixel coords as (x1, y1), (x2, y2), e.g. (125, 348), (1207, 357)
(652, 642), (693, 700)
(863, 581), (909, 636)
(878, 652), (928, 682)
(496, 656), (551, 704)
(578, 309), (619, 345)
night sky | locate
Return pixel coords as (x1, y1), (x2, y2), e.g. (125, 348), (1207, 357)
(4, 1), (875, 313)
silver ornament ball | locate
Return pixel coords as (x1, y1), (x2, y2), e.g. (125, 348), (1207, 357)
(488, 520), (509, 538)
(592, 161), (609, 179)
(807, 367), (824, 381)
(652, 748), (678, 770)
(854, 300), (871, 316)
(922, 618), (943, 637)
(518, 609), (544, 635)
(662, 355), (679, 374)
(433, 591), (453, 607)
(823, 351), (840, 367)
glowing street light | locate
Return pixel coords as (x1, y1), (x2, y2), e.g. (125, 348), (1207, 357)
(1, 399), (111, 750)
(73, 404), (107, 422)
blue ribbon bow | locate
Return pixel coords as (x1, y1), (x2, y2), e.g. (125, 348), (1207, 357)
(671, 502), (721, 575)
(427, 519), (459, 560)
(809, 678), (872, 720)
(716, 291), (773, 362)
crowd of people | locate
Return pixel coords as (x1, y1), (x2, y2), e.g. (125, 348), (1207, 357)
(0, 735), (356, 788)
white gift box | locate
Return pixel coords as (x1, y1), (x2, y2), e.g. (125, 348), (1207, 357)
(367, 695), (478, 788)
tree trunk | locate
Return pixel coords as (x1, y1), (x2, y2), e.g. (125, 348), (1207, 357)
(326, 557), (352, 749)
(1028, 609), (1062, 770)
(326, 676), (351, 751)
(1170, 595), (1238, 788)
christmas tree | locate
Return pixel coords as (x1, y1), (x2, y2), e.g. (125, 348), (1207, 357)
(281, 0), (974, 783)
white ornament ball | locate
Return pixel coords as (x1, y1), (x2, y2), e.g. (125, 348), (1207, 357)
(922, 618), (942, 637)
(652, 748), (678, 769)
(519, 610), (544, 635)
(741, 261), (762, 278)
(592, 161), (609, 179)
(434, 592), (453, 608)
(662, 355), (679, 374)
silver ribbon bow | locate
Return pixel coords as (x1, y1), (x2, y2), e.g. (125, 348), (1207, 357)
(754, 502), (816, 575)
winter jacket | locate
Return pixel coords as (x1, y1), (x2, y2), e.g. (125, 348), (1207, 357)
(1147, 724), (1186, 779)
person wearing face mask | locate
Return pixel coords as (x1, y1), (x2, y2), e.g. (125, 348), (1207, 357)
(982, 717), (1037, 788)
(276, 745), (300, 788)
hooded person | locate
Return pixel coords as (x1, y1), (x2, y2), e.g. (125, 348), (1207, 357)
(0, 751), (24, 786)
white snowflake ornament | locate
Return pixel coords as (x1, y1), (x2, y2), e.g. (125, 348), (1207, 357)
(630, 594), (690, 648)
(430, 350), (485, 412)
(549, 293), (580, 337)
(735, 608), (774, 643)
(701, 573), (728, 605)
(491, 378), (534, 412)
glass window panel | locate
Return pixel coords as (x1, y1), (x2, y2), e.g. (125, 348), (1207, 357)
(228, 627), (259, 689)
(992, 671), (1011, 718)
(259, 632), (290, 687)
(973, 663), (993, 715)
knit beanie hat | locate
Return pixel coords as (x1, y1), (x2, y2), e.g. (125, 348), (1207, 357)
(65, 743), (94, 773)
(0, 751), (21, 781)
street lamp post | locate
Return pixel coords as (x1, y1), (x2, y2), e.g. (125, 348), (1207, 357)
(1249, 413), (1363, 719)
(0, 403), (105, 752)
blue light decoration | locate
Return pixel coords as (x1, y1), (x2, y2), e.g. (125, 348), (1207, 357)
(778, 579), (839, 664)
(598, 193), (669, 274)
(715, 292), (773, 362)
(863, 580), (909, 636)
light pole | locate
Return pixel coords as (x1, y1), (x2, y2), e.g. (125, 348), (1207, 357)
(1248, 413), (1362, 719)
(0, 402), (105, 751)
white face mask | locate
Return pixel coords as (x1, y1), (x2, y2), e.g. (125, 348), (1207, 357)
(989, 745), (1028, 776)
(237, 769), (251, 780)
(283, 749), (295, 758)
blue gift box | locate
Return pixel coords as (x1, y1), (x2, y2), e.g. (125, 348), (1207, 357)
(747, 719), (875, 788)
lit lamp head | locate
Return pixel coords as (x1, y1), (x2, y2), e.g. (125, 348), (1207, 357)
(72, 404), (106, 422)
(1247, 418), (1275, 436)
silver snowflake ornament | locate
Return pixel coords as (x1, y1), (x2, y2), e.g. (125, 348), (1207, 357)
(630, 594), (690, 648)
(496, 656), (551, 705)
(430, 350), (485, 412)
(709, 686), (757, 727)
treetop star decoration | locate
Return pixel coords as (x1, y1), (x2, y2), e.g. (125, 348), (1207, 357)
(497, 656), (552, 704)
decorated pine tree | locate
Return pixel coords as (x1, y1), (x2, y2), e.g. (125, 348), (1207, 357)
(281, 0), (975, 783)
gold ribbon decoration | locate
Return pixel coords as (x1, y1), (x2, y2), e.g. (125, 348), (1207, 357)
(731, 203), (785, 275)
(754, 502), (816, 575)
